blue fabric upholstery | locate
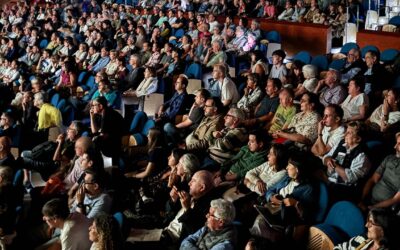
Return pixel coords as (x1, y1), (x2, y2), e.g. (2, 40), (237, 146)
(329, 59), (346, 71)
(315, 182), (329, 223)
(311, 55), (329, 71)
(314, 201), (365, 245)
(361, 45), (380, 58)
(340, 42), (359, 54)
(293, 51), (312, 64)
(380, 49), (399, 64)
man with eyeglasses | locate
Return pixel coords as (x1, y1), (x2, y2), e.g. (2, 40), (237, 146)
(180, 199), (237, 250)
(40, 198), (91, 250)
(184, 97), (225, 151)
(340, 48), (366, 85)
(70, 169), (111, 220)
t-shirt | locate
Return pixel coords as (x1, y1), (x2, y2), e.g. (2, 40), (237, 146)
(255, 95), (279, 118)
(269, 105), (297, 133)
(60, 212), (92, 250)
(371, 155), (400, 204)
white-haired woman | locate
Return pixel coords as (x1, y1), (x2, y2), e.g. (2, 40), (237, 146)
(294, 64), (318, 98)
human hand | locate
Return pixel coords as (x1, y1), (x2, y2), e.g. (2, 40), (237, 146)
(170, 186), (179, 202)
(256, 180), (266, 194)
(178, 190), (190, 211)
(270, 194), (283, 205)
(75, 184), (85, 204)
(283, 197), (297, 207)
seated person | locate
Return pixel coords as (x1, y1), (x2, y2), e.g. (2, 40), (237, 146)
(203, 40), (227, 68)
(277, 1), (294, 20)
(0, 136), (17, 170)
(358, 132), (400, 211)
(237, 73), (265, 119)
(70, 169), (112, 220)
(156, 75), (191, 124)
(250, 153), (317, 241)
(323, 121), (371, 201)
(90, 96), (126, 159)
(206, 63), (240, 107)
(163, 170), (220, 243)
(0, 111), (18, 138)
(314, 69), (346, 107)
(334, 208), (398, 250)
(294, 64), (318, 98)
(311, 104), (345, 158)
(366, 88), (400, 135)
(267, 88), (297, 135)
(272, 92), (320, 150)
(244, 144), (288, 196)
(180, 199), (237, 249)
(215, 130), (268, 186)
(242, 78), (281, 128)
(203, 108), (248, 168)
(270, 50), (287, 86)
(340, 77), (369, 122)
(339, 47), (366, 85)
(121, 66), (158, 114)
(90, 79), (118, 108)
(41, 198), (92, 250)
(184, 97), (225, 152)
(164, 89), (210, 147)
(0, 166), (18, 242)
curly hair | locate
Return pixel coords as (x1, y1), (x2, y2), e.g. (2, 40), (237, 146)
(93, 213), (122, 250)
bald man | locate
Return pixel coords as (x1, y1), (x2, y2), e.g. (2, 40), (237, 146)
(164, 170), (220, 243)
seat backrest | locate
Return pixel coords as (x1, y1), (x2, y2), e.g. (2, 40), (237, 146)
(294, 51), (312, 64)
(141, 119), (156, 136)
(381, 48), (399, 63)
(314, 182), (329, 223)
(50, 93), (60, 107)
(185, 63), (202, 80)
(343, 23), (357, 44)
(365, 10), (379, 29)
(311, 55), (329, 71)
(389, 15), (400, 26)
(382, 24), (398, 32)
(324, 201), (365, 238)
(266, 43), (282, 60)
(393, 75), (400, 89)
(77, 71), (87, 85)
(361, 45), (380, 58)
(143, 93), (164, 118)
(129, 111), (148, 133)
(340, 42), (359, 54)
(329, 58), (346, 71)
(308, 226), (335, 250)
(174, 28), (185, 38)
(187, 79), (202, 95)
(266, 30), (281, 43)
(86, 75), (96, 90)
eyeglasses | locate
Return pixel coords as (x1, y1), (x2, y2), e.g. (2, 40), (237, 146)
(206, 212), (222, 221)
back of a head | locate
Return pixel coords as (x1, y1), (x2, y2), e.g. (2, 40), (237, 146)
(42, 198), (70, 220)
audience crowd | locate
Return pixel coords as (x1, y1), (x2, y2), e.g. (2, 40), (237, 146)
(0, 0), (400, 249)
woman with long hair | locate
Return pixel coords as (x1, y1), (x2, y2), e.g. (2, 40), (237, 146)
(89, 213), (123, 250)
(244, 143), (288, 196)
